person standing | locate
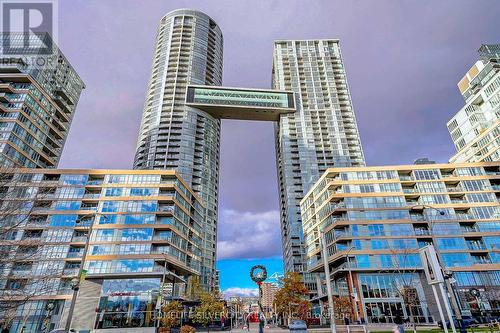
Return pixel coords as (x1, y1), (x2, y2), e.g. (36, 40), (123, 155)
(246, 314), (250, 331)
(394, 313), (404, 333)
(258, 314), (265, 333)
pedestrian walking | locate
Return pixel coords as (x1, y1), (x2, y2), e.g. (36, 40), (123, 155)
(246, 314), (250, 331)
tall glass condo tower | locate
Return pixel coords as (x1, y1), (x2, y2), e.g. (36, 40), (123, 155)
(133, 9), (223, 289)
(273, 40), (365, 276)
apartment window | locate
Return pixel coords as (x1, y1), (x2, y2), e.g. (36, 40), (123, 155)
(105, 188), (123, 196)
(61, 174), (88, 185)
(413, 169), (440, 180)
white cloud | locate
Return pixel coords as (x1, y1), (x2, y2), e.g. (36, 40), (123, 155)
(223, 287), (259, 298)
(217, 209), (282, 259)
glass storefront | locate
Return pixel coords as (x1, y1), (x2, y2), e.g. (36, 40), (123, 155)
(95, 278), (160, 329)
(358, 273), (432, 324)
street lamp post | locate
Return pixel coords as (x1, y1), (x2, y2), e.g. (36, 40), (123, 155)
(410, 205), (464, 333)
(64, 213), (105, 331)
(320, 231), (337, 333)
(345, 246), (361, 323)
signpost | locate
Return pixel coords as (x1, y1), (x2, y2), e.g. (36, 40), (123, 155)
(419, 245), (456, 333)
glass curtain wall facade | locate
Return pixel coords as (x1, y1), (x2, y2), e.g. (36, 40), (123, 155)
(272, 40), (365, 281)
(447, 44), (500, 163)
(133, 9), (223, 289)
(0, 33), (85, 168)
(0, 169), (203, 331)
(301, 162), (500, 323)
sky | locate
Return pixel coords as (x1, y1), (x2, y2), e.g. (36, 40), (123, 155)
(54, 0), (500, 296)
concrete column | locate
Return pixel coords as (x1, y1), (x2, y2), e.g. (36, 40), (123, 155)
(71, 278), (103, 331)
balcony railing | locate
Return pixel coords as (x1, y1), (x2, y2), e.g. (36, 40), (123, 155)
(86, 180), (103, 186)
(62, 268), (79, 276)
(67, 251), (83, 258)
(467, 244), (487, 251)
(71, 236), (87, 243)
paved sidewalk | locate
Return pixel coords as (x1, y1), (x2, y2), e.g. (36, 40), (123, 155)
(230, 323), (287, 332)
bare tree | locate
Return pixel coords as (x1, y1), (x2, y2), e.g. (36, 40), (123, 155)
(0, 168), (61, 324)
(387, 247), (423, 333)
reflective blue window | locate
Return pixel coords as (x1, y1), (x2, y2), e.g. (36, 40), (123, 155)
(391, 239), (418, 249)
(159, 217), (172, 224)
(432, 223), (461, 235)
(130, 188), (157, 196)
(50, 214), (77, 227)
(483, 236), (500, 249)
(442, 253), (472, 267)
(61, 174), (88, 185)
(55, 201), (81, 210)
(436, 237), (466, 250)
(108, 175), (127, 183)
(99, 215), (117, 224)
(477, 222), (500, 232)
(372, 239), (389, 249)
(396, 254), (421, 268)
(356, 255), (371, 268)
(368, 224), (384, 236)
(102, 201), (118, 212)
(105, 188), (123, 196)
(126, 201), (157, 212)
(122, 228), (153, 241)
(379, 255), (394, 267)
(388, 224), (414, 236)
(124, 214), (155, 225)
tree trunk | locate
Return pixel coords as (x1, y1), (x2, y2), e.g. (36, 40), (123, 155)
(408, 306), (417, 333)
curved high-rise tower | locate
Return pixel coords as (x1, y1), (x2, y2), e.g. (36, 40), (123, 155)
(134, 9), (223, 289)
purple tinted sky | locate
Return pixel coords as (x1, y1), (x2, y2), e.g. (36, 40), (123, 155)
(56, 0), (500, 289)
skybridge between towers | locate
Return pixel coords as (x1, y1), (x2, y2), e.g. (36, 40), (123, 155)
(186, 85), (296, 121)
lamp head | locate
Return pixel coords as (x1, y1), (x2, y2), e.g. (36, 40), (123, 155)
(71, 277), (80, 290)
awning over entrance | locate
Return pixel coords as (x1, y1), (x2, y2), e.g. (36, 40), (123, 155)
(186, 85), (296, 121)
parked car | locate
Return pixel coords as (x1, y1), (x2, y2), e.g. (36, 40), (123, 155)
(289, 319), (307, 331)
(438, 316), (478, 329)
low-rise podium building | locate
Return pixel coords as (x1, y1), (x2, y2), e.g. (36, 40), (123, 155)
(0, 169), (203, 332)
(301, 162), (500, 324)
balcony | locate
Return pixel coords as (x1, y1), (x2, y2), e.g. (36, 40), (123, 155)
(158, 205), (174, 213)
(466, 239), (487, 251)
(71, 236), (87, 243)
(446, 187), (464, 192)
(471, 256), (491, 264)
(80, 203), (98, 210)
(10, 269), (32, 276)
(455, 213), (473, 220)
(414, 229), (431, 236)
(67, 251), (83, 258)
(410, 215), (426, 222)
(62, 268), (79, 276)
(86, 180), (103, 186)
(451, 199), (467, 204)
